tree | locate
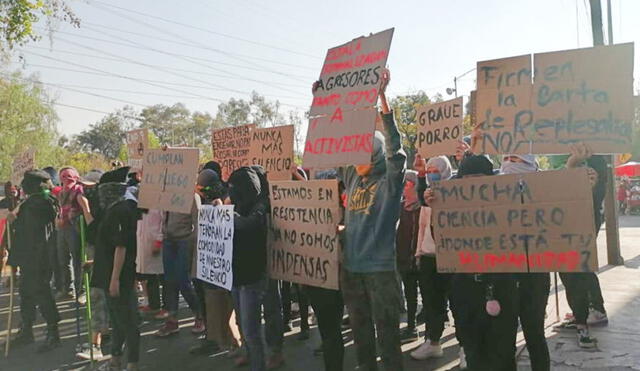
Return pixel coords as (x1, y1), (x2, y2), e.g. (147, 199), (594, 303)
(214, 91), (286, 128)
(0, 0), (80, 56)
(0, 71), (63, 180)
(389, 90), (436, 166)
(73, 107), (139, 160)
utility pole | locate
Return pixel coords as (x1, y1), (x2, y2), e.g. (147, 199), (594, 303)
(589, 0), (624, 265)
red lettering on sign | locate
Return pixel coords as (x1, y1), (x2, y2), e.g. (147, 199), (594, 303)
(458, 250), (581, 272)
(304, 133), (373, 155)
(330, 107), (344, 123)
(312, 93), (342, 107)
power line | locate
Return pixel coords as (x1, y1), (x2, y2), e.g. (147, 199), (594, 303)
(24, 46), (309, 89)
(81, 22), (317, 71)
(20, 51), (309, 109)
(89, 3), (310, 84)
(91, 0), (320, 59)
(52, 34), (308, 96)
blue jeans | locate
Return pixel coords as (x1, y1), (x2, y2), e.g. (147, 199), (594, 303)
(162, 239), (200, 317)
(57, 220), (82, 294)
(232, 278), (268, 371)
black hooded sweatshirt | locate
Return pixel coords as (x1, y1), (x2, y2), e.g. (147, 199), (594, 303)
(9, 193), (57, 269)
(228, 167), (268, 286)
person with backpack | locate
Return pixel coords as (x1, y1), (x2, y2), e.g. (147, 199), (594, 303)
(91, 167), (141, 371)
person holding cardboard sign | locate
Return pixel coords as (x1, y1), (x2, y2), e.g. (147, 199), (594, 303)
(333, 68), (407, 371)
(554, 143), (609, 349)
(411, 155), (454, 361)
(424, 155), (520, 371)
(499, 154), (551, 371)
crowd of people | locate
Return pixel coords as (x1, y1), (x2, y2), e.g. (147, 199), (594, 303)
(0, 70), (612, 371)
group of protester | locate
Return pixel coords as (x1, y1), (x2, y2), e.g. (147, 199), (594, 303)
(0, 69), (611, 371)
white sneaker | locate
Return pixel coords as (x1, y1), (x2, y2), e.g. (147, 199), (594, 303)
(410, 342), (443, 360)
(587, 309), (608, 326)
(76, 344), (107, 361)
(459, 347), (468, 369)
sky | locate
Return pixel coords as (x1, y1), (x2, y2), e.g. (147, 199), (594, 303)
(4, 0), (640, 137)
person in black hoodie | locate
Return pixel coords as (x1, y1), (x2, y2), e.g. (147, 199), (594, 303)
(228, 166), (269, 371)
(91, 167), (141, 371)
(8, 170), (61, 352)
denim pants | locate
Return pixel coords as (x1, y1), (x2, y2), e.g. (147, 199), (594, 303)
(232, 278), (268, 371)
(162, 239), (200, 317)
(57, 221), (82, 294)
(341, 269), (404, 371)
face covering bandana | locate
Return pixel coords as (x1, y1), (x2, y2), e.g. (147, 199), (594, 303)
(60, 168), (80, 189)
(500, 161), (537, 175)
(427, 173), (442, 184)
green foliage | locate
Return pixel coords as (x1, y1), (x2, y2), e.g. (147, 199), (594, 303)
(73, 108), (132, 159)
(0, 71), (61, 180)
(214, 91), (286, 128)
(388, 90), (433, 166)
(0, 0), (80, 55)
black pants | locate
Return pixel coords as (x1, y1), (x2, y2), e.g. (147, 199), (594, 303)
(586, 273), (605, 313)
(400, 269), (424, 329)
(107, 289), (140, 363)
(307, 286), (344, 371)
(517, 273), (550, 371)
(193, 278), (207, 321)
(452, 274), (518, 371)
(138, 274), (164, 310)
(419, 256), (451, 342)
(559, 272), (591, 325)
(281, 281), (309, 328)
(20, 264), (60, 327)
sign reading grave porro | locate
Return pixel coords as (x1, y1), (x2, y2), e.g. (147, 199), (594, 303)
(268, 180), (340, 290)
(431, 168), (597, 273)
(196, 204), (234, 290)
(416, 97), (463, 157)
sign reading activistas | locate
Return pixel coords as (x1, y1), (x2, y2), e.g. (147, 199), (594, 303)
(126, 129), (149, 171)
(138, 148), (199, 213)
(196, 204), (234, 290)
(248, 125), (294, 181)
(474, 43), (634, 154)
(304, 28), (394, 168)
(212, 124), (256, 180)
(12, 149), (35, 186)
(416, 97), (463, 157)
(268, 180), (340, 290)
(430, 168), (597, 273)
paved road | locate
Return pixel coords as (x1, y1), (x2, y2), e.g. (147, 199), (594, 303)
(1, 217), (639, 371)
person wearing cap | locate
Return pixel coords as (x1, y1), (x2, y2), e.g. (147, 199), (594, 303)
(329, 68), (407, 370)
(56, 166), (93, 303)
(91, 167), (141, 371)
(8, 170), (61, 352)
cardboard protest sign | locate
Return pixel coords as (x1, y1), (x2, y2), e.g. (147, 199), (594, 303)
(212, 124), (256, 180)
(11, 149), (35, 186)
(303, 107), (378, 168)
(196, 204), (234, 290)
(268, 179), (340, 290)
(474, 43), (634, 154)
(138, 148), (199, 213)
(416, 97), (463, 157)
(248, 125), (294, 181)
(126, 129), (149, 171)
(430, 168), (597, 273)
(310, 28), (394, 117)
